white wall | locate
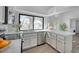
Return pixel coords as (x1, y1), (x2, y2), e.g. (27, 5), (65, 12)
(58, 7), (79, 32)
(0, 6), (5, 23)
(1, 6), (79, 32)
(0, 6), (18, 32)
(45, 7), (79, 32)
(70, 18), (76, 32)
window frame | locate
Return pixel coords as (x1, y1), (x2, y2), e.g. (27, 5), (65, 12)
(19, 14), (44, 31)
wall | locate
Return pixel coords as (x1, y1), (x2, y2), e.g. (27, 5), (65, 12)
(0, 6), (19, 32)
(58, 7), (79, 32)
(0, 6), (5, 23)
(45, 7), (79, 32)
(7, 7), (46, 32)
(1, 6), (79, 32)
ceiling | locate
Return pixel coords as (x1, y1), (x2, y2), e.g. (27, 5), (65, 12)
(14, 6), (53, 15)
(8, 6), (79, 16)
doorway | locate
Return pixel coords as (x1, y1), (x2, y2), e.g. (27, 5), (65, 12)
(70, 18), (79, 52)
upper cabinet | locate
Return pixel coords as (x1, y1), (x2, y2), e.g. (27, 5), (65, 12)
(0, 6), (5, 23)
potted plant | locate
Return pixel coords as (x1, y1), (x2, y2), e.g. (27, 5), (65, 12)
(15, 24), (22, 32)
(59, 23), (68, 31)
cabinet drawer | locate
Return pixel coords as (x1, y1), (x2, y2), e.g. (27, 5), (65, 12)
(23, 37), (37, 49)
(47, 32), (56, 39)
(57, 35), (64, 40)
(57, 39), (64, 52)
(23, 33), (37, 37)
(23, 43), (31, 49)
(52, 33), (56, 37)
(23, 35), (37, 39)
(51, 39), (56, 49)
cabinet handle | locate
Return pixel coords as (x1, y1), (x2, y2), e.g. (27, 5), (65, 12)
(22, 40), (24, 43)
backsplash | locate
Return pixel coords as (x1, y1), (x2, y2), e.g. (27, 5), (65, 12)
(0, 24), (17, 32)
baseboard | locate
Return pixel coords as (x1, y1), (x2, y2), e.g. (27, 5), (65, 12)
(22, 43), (45, 52)
(22, 43), (60, 53)
(46, 43), (60, 53)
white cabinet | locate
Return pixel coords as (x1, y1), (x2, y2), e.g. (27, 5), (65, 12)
(46, 32), (56, 49)
(37, 32), (46, 45)
(22, 31), (46, 50)
(64, 36), (72, 53)
(23, 33), (37, 50)
(0, 6), (5, 23)
(57, 35), (72, 53)
(46, 32), (73, 53)
(57, 35), (64, 52)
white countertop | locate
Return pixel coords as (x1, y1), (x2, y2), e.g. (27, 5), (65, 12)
(48, 30), (75, 36)
(4, 29), (75, 36)
(0, 32), (4, 35)
(4, 30), (48, 34)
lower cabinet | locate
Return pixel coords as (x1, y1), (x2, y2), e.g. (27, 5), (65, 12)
(46, 32), (72, 53)
(37, 32), (46, 45)
(22, 31), (72, 53)
(57, 39), (64, 52)
(23, 33), (37, 50)
(23, 32), (46, 50)
(57, 35), (65, 52)
(46, 32), (56, 49)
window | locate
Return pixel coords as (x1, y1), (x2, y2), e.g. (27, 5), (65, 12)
(19, 14), (44, 30)
(34, 17), (43, 29)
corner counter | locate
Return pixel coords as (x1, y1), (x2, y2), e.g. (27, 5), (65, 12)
(46, 30), (75, 53)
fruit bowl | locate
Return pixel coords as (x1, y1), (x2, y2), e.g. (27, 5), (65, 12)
(0, 38), (11, 49)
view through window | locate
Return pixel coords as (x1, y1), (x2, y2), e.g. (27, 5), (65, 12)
(19, 14), (44, 30)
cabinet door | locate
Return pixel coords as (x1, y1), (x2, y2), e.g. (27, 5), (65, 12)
(23, 37), (31, 49)
(46, 32), (51, 44)
(23, 33), (37, 50)
(50, 33), (56, 49)
(30, 33), (37, 47)
(50, 38), (56, 49)
(37, 32), (46, 45)
(46, 32), (56, 49)
(57, 35), (64, 53)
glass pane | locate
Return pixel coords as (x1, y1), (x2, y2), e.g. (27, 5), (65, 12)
(20, 15), (33, 30)
(34, 17), (43, 29)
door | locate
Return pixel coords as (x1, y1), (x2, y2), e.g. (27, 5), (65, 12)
(76, 21), (79, 33)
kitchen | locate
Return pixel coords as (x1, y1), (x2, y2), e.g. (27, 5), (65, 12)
(0, 6), (78, 53)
